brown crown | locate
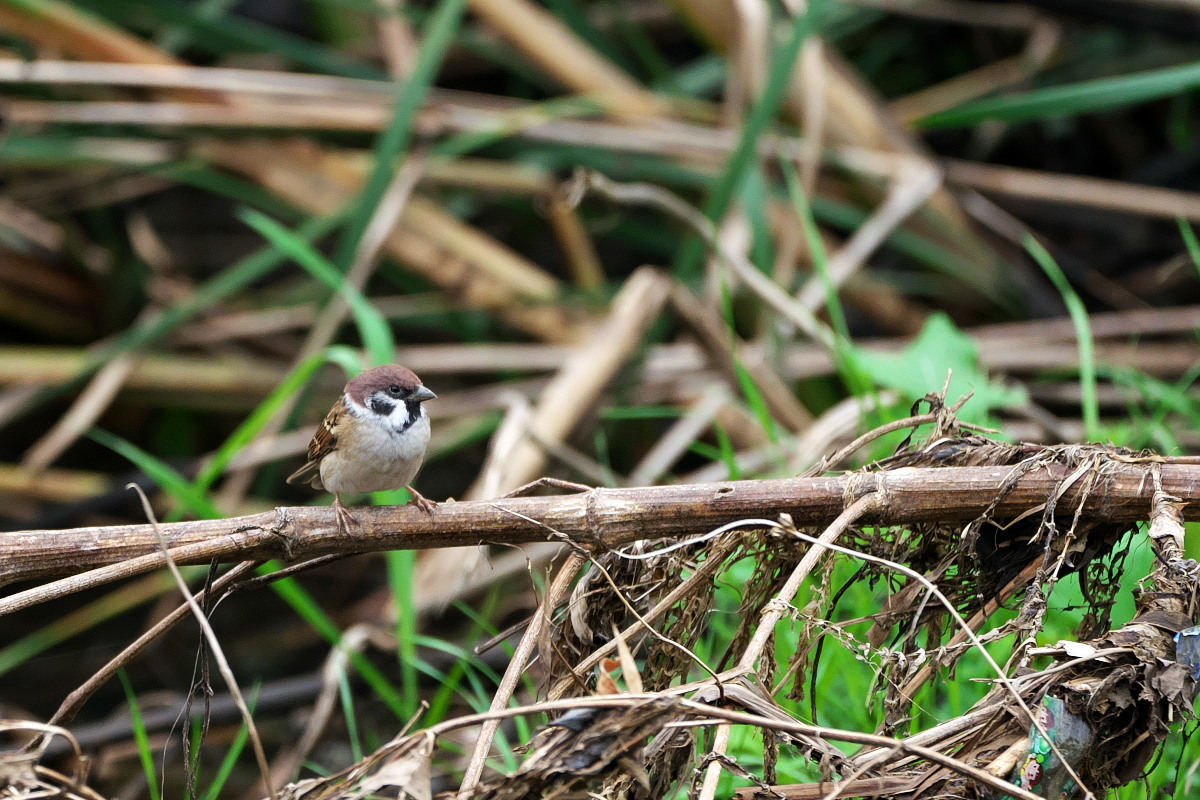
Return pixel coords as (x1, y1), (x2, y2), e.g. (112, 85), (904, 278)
(344, 365), (423, 406)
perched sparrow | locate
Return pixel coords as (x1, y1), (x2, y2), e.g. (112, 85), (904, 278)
(287, 365), (437, 531)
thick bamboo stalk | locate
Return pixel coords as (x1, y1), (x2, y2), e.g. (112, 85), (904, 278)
(3, 461), (1198, 593)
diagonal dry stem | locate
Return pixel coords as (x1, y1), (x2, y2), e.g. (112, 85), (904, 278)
(457, 550), (587, 795)
(130, 485), (277, 800)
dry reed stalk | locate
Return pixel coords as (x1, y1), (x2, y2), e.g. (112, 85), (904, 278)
(672, 0), (1007, 278)
(888, 17), (1060, 123)
(668, 283), (813, 431)
(457, 551), (588, 795)
(3, 460), (1200, 602)
(0, 463), (110, 502)
(625, 385), (731, 487)
(698, 495), (883, 797)
(375, 0), (419, 78)
(545, 188), (606, 290)
(0, 316), (1191, 421)
(793, 160), (941, 311)
(413, 268), (669, 610)
(0, 2), (190, 70)
(468, 0), (664, 118)
(197, 139), (584, 344)
(0, 347), (298, 397)
(464, 266), (673, 498)
(1, 98), (392, 130)
(21, 354), (137, 474)
(0, 59), (396, 97)
(945, 158), (1200, 222)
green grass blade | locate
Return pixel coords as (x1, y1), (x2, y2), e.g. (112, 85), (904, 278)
(386, 549), (422, 719)
(199, 688), (259, 800)
(331, 0), (470, 273)
(157, 0), (238, 53)
(238, 209), (395, 365)
(921, 61), (1200, 129)
(779, 157), (876, 401)
(7, 214), (338, 427)
(676, 0), (826, 277)
(261, 563), (408, 719)
(716, 278), (778, 443)
(191, 353), (331, 493)
(714, 423), (740, 481)
(1024, 235), (1100, 440)
(338, 670), (364, 763)
(84, 0), (383, 79)
(89, 428), (220, 518)
(119, 670), (162, 800)
(1177, 216), (1200, 279)
(0, 573), (176, 678)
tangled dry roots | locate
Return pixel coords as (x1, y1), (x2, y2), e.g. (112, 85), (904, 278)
(518, 415), (1198, 799)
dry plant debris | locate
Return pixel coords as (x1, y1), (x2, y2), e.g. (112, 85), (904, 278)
(2, 1), (1200, 799)
(6, 412), (1200, 800)
(151, 418), (1200, 799)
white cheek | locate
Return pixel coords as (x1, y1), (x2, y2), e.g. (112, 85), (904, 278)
(390, 403), (413, 425)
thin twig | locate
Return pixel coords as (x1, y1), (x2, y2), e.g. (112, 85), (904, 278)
(46, 559), (262, 728)
(571, 169), (837, 349)
(777, 523), (1095, 798)
(396, 694), (1049, 800)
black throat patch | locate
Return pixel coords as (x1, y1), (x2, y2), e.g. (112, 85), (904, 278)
(402, 400), (422, 431)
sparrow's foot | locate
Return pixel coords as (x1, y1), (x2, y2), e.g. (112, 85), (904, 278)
(332, 494), (359, 534)
(407, 485), (437, 514)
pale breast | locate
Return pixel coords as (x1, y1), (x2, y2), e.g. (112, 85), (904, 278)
(319, 413), (430, 494)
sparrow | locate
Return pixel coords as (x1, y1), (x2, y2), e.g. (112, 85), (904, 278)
(287, 364), (437, 532)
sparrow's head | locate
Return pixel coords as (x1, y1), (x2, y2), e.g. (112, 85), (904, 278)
(346, 365), (436, 426)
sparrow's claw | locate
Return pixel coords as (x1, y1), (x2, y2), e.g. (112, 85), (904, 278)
(333, 494), (359, 534)
(407, 485), (437, 514)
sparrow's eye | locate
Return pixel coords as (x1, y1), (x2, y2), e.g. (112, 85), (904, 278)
(388, 384), (402, 396)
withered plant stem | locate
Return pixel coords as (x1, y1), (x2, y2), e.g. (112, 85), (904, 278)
(457, 551), (587, 795)
(4, 461), (1200, 607)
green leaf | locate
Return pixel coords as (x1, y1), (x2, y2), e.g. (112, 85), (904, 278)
(238, 208), (395, 365)
(1024, 236), (1099, 440)
(332, 0), (470, 272)
(119, 670), (162, 800)
(850, 313), (1026, 423)
(920, 60), (1200, 129)
(89, 428), (220, 518)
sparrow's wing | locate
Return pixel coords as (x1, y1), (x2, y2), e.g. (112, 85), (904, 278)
(286, 396), (345, 489)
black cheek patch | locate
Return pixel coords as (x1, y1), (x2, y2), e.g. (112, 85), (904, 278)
(370, 396), (396, 417)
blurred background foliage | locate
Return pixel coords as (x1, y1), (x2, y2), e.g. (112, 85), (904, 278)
(0, 0), (1197, 797)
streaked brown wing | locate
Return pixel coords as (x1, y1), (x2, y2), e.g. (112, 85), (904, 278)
(286, 396), (346, 489)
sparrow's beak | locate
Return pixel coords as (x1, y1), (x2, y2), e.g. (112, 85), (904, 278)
(410, 385), (437, 402)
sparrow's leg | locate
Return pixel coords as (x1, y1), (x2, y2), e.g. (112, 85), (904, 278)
(332, 493), (358, 533)
(406, 485), (437, 514)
